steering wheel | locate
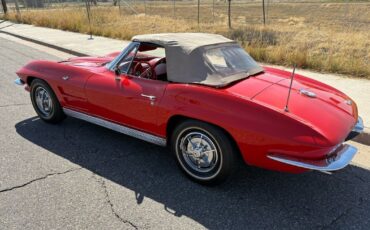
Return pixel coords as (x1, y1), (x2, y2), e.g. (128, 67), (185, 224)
(131, 61), (152, 79)
(139, 67), (153, 79)
(131, 57), (166, 80)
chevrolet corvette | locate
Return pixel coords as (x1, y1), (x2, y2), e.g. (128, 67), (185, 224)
(15, 33), (364, 185)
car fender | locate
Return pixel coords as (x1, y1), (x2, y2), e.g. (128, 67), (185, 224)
(16, 60), (94, 107)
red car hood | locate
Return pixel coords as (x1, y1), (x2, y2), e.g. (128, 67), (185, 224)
(226, 67), (357, 145)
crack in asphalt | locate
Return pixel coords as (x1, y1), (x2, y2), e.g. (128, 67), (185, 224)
(92, 175), (139, 230)
(319, 198), (364, 229)
(63, 125), (138, 229)
(0, 167), (82, 193)
(0, 103), (30, 108)
(321, 207), (353, 229)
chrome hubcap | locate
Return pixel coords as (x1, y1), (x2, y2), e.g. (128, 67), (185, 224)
(180, 132), (219, 173)
(35, 87), (53, 117)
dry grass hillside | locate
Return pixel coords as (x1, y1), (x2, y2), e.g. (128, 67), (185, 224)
(2, 1), (369, 78)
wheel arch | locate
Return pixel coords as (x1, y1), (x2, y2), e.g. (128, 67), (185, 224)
(26, 76), (37, 86)
(27, 75), (68, 106)
(166, 115), (242, 159)
(27, 76), (54, 90)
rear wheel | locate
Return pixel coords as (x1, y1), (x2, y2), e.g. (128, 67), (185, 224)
(30, 79), (65, 123)
(171, 120), (238, 185)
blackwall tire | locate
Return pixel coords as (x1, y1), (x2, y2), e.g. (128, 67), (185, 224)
(30, 79), (65, 124)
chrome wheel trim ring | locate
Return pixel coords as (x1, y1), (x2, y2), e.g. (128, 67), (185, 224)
(34, 86), (53, 117)
(175, 127), (223, 180)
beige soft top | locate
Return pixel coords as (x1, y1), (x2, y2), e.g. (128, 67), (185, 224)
(132, 33), (234, 54)
(131, 33), (261, 87)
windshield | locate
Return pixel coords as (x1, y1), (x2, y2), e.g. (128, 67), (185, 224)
(204, 45), (263, 77)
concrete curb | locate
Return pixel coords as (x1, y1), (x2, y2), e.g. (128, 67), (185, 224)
(1, 24), (369, 146)
(354, 128), (370, 146)
(0, 30), (88, 57)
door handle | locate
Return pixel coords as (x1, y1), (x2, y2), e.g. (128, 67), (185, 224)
(141, 94), (156, 101)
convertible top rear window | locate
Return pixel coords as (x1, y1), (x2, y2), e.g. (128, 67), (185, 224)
(205, 45), (262, 77)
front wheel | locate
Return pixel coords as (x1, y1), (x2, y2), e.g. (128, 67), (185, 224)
(30, 79), (65, 123)
(171, 120), (238, 185)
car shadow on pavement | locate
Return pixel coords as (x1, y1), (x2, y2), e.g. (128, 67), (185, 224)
(15, 117), (370, 229)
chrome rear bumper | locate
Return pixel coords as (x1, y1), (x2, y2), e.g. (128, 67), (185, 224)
(267, 144), (357, 172)
(346, 116), (364, 141)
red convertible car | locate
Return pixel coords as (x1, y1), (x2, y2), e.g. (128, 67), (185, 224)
(15, 33), (363, 185)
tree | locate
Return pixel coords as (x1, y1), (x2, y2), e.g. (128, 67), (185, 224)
(1, 0), (7, 14)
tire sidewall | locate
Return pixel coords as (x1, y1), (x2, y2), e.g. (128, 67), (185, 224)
(171, 120), (235, 185)
(30, 79), (63, 123)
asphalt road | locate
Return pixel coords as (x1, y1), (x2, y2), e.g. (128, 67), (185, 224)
(0, 35), (370, 230)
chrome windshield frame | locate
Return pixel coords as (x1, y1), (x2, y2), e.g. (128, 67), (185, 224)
(105, 41), (140, 71)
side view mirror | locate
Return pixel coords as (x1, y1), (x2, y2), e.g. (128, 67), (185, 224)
(113, 66), (121, 76)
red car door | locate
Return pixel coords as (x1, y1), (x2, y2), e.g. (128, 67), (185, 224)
(85, 70), (167, 135)
(50, 66), (93, 112)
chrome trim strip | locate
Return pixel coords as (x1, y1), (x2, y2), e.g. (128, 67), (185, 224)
(353, 116), (364, 133)
(267, 144), (357, 172)
(14, 78), (25, 85)
(63, 108), (166, 146)
(106, 42), (139, 71)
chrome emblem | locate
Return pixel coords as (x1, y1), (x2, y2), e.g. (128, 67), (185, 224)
(299, 89), (316, 98)
(345, 99), (352, 105)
